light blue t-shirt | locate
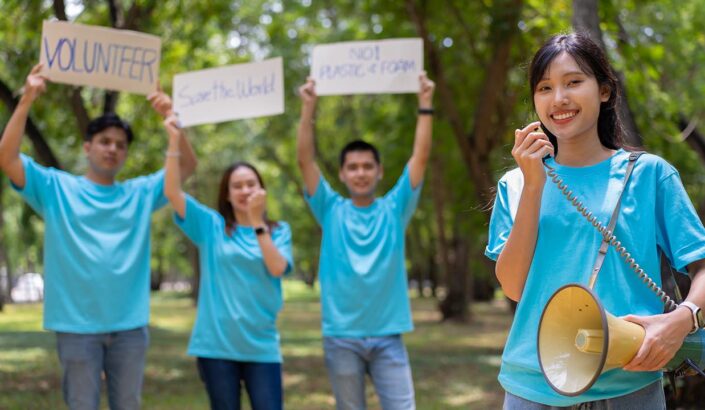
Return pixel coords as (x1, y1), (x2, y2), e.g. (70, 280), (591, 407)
(486, 149), (705, 406)
(174, 195), (293, 363)
(12, 154), (167, 333)
(305, 165), (422, 337)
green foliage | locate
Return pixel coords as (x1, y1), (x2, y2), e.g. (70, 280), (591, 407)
(1, 0), (705, 305)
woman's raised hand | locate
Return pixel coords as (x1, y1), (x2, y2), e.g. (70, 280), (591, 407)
(247, 189), (267, 225)
(512, 121), (554, 189)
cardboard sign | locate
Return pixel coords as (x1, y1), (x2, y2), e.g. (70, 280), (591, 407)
(39, 20), (161, 95)
(311, 38), (423, 95)
(172, 57), (284, 127)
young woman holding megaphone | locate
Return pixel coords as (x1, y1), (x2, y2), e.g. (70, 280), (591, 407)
(485, 32), (705, 409)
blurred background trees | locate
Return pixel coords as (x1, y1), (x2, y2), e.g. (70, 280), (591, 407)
(1, 0), (704, 325)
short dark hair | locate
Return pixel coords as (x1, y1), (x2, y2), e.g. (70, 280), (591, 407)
(529, 32), (624, 155)
(85, 113), (134, 144)
(339, 140), (380, 167)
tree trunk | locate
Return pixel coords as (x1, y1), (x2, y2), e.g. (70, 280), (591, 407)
(438, 237), (471, 322)
(0, 79), (61, 168)
(151, 251), (164, 291)
(429, 153), (451, 288)
(407, 0), (524, 320)
(571, 0), (642, 147)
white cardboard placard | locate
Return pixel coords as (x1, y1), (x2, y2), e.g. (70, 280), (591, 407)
(311, 38), (423, 95)
(172, 57), (284, 127)
(39, 20), (161, 95)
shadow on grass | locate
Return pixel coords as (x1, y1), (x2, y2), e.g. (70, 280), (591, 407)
(0, 289), (511, 409)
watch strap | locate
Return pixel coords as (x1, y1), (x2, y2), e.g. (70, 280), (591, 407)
(679, 301), (703, 333)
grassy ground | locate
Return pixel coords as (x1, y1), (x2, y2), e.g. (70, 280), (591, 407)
(0, 281), (510, 409)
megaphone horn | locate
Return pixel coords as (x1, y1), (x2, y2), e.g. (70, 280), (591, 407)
(538, 284), (645, 396)
(538, 284), (705, 396)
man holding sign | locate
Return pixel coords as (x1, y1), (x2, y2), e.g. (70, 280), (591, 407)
(0, 64), (197, 410)
(296, 71), (435, 410)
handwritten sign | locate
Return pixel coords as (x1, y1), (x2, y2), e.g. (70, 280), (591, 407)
(311, 38), (423, 96)
(39, 20), (161, 95)
(172, 58), (284, 127)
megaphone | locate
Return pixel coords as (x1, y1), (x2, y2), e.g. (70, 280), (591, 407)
(538, 283), (705, 396)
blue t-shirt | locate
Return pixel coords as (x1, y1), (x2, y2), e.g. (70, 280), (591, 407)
(12, 154), (167, 333)
(486, 149), (705, 406)
(174, 195), (293, 363)
(304, 165), (422, 337)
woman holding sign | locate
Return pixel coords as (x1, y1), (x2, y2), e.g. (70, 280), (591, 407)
(162, 115), (292, 410)
(485, 33), (705, 408)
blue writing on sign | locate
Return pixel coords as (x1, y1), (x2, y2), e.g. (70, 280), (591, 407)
(177, 73), (277, 108)
(348, 45), (380, 61)
(318, 64), (365, 80)
(318, 59), (416, 80)
(380, 59), (416, 74)
(43, 36), (158, 83)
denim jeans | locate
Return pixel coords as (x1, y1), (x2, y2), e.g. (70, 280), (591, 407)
(55, 326), (149, 410)
(503, 380), (666, 410)
(323, 335), (415, 410)
(196, 357), (283, 410)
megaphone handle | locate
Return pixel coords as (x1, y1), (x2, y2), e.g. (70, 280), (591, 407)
(544, 153), (678, 312)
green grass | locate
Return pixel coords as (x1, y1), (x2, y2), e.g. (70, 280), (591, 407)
(0, 281), (509, 409)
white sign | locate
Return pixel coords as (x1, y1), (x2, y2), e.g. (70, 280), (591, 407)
(172, 58), (284, 127)
(311, 38), (423, 96)
(39, 20), (161, 95)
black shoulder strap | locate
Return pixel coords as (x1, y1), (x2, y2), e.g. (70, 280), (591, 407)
(588, 151), (644, 289)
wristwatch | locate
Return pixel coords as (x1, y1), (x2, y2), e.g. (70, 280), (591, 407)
(679, 301), (705, 334)
(255, 226), (269, 236)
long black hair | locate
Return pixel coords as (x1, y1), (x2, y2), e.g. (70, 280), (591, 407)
(529, 33), (625, 155)
(217, 162), (278, 236)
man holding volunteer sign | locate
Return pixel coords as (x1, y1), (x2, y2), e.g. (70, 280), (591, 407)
(0, 21), (197, 410)
(297, 38), (434, 410)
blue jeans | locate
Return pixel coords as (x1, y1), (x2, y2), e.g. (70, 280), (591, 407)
(55, 326), (149, 410)
(323, 335), (415, 410)
(196, 357), (282, 410)
(503, 380), (666, 409)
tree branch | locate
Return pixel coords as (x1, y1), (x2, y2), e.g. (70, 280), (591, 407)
(53, 0), (68, 21)
(405, 0), (472, 165)
(443, 0), (483, 62)
(572, 0), (642, 147)
(0, 79), (62, 168)
(53, 0), (91, 131)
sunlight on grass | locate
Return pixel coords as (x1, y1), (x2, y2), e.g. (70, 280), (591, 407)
(0, 281), (509, 409)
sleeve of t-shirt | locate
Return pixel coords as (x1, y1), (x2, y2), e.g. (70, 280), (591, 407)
(655, 170), (705, 272)
(173, 194), (218, 247)
(143, 170), (167, 211)
(303, 175), (340, 226)
(385, 164), (423, 226)
(272, 221), (294, 276)
(485, 177), (514, 261)
(10, 154), (56, 216)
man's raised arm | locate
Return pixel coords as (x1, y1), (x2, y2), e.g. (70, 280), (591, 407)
(296, 78), (322, 196)
(408, 72), (436, 188)
(0, 64), (47, 188)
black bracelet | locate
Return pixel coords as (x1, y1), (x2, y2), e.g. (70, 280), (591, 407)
(418, 107), (434, 115)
